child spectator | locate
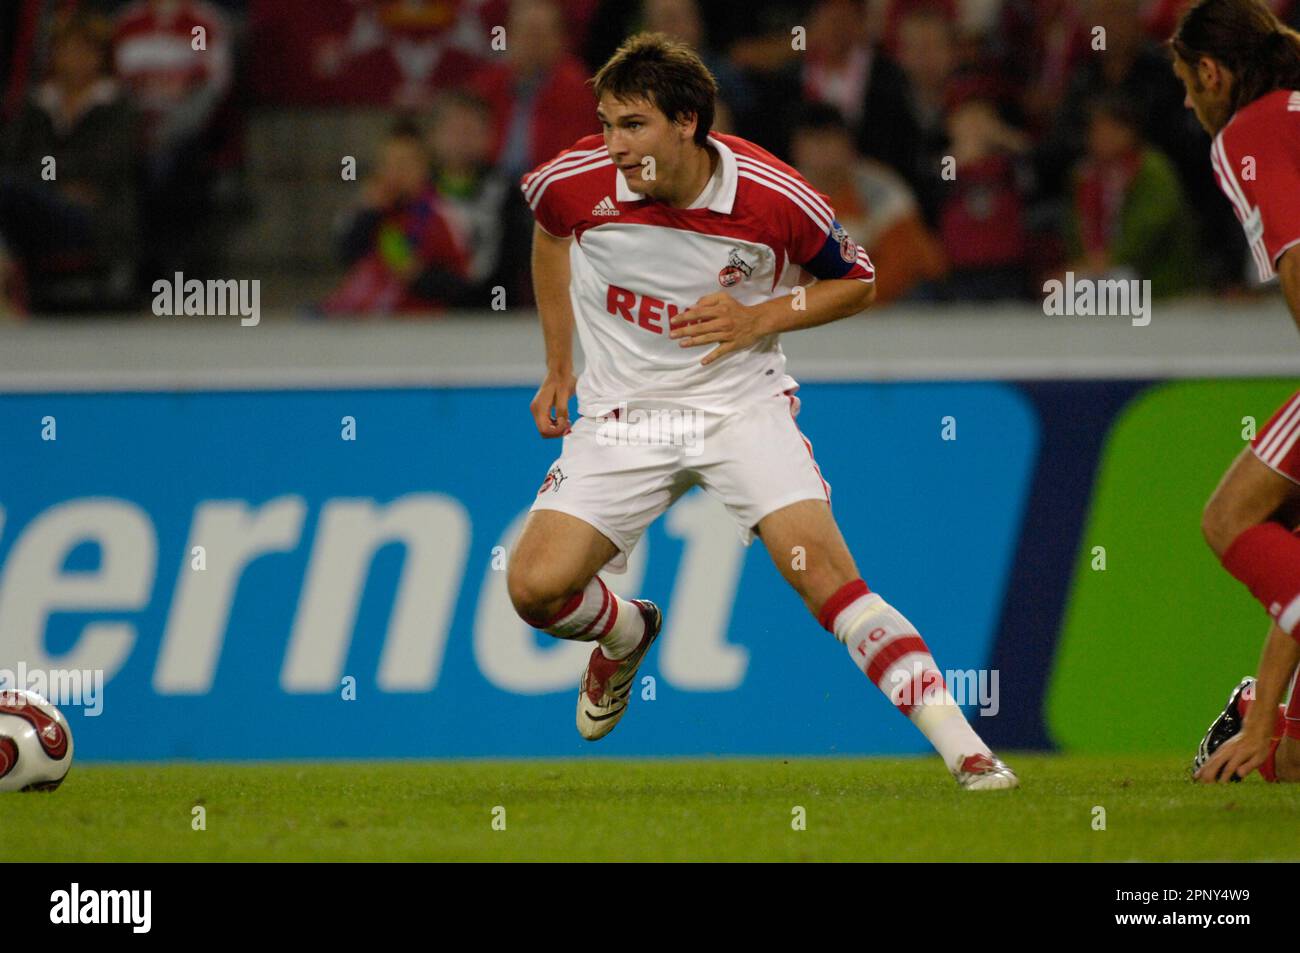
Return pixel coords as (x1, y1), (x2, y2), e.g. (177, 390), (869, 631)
(321, 120), (471, 316)
(934, 82), (1033, 299)
(1064, 92), (1201, 298)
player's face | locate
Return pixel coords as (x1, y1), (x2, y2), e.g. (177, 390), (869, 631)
(597, 93), (694, 198)
(1173, 55), (1233, 135)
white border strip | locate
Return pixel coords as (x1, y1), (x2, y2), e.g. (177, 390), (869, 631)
(2, 305), (1297, 392)
(1, 354), (1298, 392)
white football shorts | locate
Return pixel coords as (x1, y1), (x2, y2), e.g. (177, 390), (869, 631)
(529, 388), (831, 573)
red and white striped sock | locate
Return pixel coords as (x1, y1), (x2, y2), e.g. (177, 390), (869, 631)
(525, 576), (646, 659)
(820, 579), (989, 770)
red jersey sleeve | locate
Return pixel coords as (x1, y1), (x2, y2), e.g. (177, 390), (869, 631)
(519, 136), (605, 238)
(1216, 90), (1300, 276)
(773, 167), (876, 283)
(1253, 115), (1300, 268)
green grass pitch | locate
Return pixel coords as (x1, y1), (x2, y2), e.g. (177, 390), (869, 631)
(4, 754), (1297, 862)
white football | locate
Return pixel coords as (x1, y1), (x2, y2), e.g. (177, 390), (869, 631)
(0, 690), (74, 792)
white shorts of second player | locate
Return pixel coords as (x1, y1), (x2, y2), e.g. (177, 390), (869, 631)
(530, 388), (830, 573)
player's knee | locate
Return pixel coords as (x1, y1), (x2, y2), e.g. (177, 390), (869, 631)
(505, 564), (569, 627)
(505, 565), (546, 621)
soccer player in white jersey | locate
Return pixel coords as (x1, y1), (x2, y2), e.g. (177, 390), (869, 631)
(505, 33), (1018, 790)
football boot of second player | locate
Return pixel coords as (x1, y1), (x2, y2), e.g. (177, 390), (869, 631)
(1192, 676), (1255, 781)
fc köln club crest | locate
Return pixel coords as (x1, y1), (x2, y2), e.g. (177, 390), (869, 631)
(537, 464), (566, 495)
(718, 247), (755, 288)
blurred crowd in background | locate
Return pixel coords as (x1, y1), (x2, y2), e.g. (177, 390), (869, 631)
(2, 0), (1298, 319)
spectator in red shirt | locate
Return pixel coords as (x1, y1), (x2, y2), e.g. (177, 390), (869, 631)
(991, 0), (1089, 136)
(471, 0), (600, 180)
(113, 0), (233, 280)
(114, 0), (230, 160)
(934, 82), (1033, 300)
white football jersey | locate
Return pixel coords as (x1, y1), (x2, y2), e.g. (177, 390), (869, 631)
(521, 133), (875, 415)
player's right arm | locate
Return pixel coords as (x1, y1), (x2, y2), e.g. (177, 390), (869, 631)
(528, 223), (578, 438)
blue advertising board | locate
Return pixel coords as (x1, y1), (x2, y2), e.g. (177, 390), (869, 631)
(0, 383), (1037, 759)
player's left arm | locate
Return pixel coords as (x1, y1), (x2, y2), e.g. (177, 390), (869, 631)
(671, 198), (877, 365)
(759, 277), (878, 333)
(670, 279), (876, 366)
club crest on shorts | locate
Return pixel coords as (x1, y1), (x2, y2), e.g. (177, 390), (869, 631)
(718, 247), (755, 288)
(831, 221), (858, 264)
(537, 464), (566, 495)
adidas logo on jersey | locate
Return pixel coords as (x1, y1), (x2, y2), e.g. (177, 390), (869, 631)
(592, 196), (620, 216)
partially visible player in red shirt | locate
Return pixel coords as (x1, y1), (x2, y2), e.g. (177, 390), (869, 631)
(1169, 0), (1300, 783)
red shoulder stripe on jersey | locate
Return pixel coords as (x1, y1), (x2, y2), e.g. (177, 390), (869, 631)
(1212, 135), (1250, 212)
(735, 161), (834, 229)
(527, 156), (614, 210)
(737, 168), (833, 233)
(1212, 135), (1272, 278)
(523, 146), (607, 199)
(734, 155), (835, 223)
(523, 145), (604, 189)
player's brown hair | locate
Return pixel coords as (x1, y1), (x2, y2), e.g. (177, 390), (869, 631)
(1170, 0), (1300, 115)
(591, 32), (718, 146)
